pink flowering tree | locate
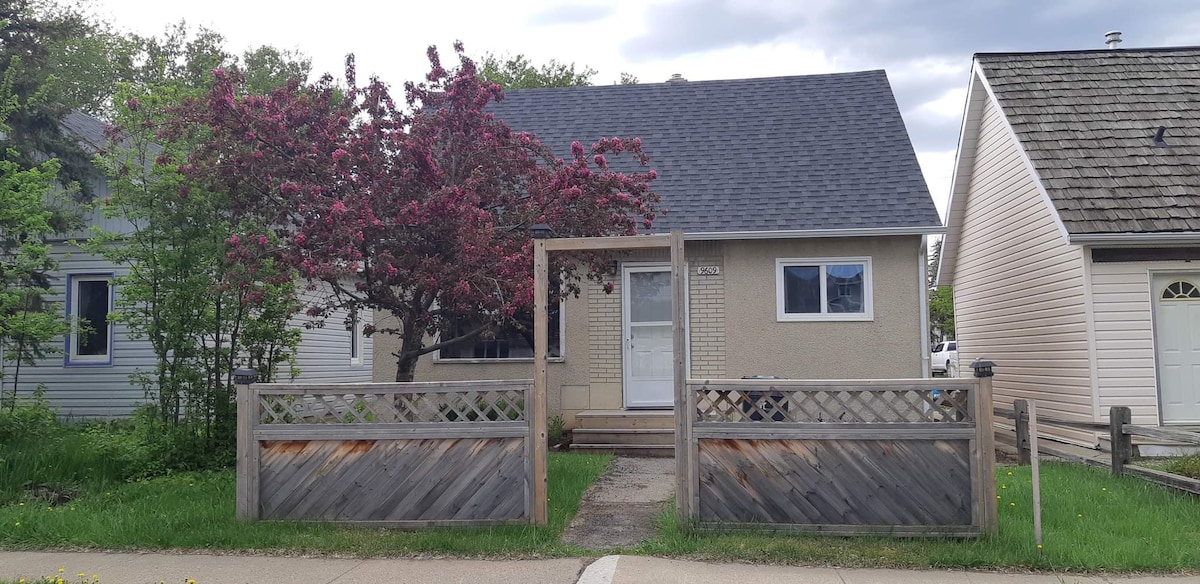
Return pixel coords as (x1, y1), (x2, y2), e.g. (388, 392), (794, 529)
(172, 44), (658, 381)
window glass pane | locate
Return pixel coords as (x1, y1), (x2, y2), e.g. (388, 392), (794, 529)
(629, 271), (671, 322)
(76, 280), (109, 356)
(783, 265), (821, 313)
(932, 343), (944, 353)
(440, 293), (562, 359)
(349, 316), (360, 360)
(825, 264), (864, 313)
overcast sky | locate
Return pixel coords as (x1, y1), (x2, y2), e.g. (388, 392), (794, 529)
(95, 0), (1200, 220)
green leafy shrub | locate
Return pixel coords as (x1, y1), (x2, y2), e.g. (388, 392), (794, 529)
(0, 391), (59, 444)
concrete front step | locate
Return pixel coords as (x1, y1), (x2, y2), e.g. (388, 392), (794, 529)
(570, 443), (674, 457)
(573, 428), (675, 446)
(574, 409), (674, 429)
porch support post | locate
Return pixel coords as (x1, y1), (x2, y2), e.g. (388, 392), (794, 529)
(532, 238), (549, 526)
(670, 229), (690, 524)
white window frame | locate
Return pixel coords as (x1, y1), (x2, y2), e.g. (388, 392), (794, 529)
(434, 297), (567, 363)
(775, 257), (873, 322)
(65, 273), (115, 366)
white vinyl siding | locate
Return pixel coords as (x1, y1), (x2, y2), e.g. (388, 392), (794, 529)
(0, 244), (372, 419)
(1089, 261), (1199, 426)
(953, 95), (1095, 444)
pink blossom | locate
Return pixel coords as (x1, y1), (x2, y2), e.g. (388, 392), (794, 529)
(126, 97), (139, 111)
(258, 235), (268, 246)
(332, 149), (350, 163)
(570, 141), (584, 158)
(331, 200), (347, 214)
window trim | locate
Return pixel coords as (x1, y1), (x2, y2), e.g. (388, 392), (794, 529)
(64, 273), (115, 367)
(433, 297), (568, 363)
(775, 257), (873, 322)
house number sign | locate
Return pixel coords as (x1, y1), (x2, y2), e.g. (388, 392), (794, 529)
(697, 266), (720, 276)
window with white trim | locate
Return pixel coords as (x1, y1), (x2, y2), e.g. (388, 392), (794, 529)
(66, 274), (114, 365)
(776, 257), (873, 321)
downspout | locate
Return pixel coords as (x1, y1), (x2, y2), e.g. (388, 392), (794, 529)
(918, 235), (932, 378)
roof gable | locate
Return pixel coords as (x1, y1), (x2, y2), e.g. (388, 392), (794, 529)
(976, 48), (1200, 235)
(488, 71), (940, 234)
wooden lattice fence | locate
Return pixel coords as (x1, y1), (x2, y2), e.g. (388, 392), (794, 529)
(236, 380), (535, 527)
(678, 377), (997, 536)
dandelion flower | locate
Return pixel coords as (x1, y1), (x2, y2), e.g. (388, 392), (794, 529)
(1037, 544), (1043, 549)
(1101, 487), (1107, 492)
(19, 579), (24, 583)
(1010, 502), (1016, 507)
(18, 502), (23, 506)
(79, 574), (86, 578)
(996, 495), (1001, 500)
(1006, 471), (1013, 476)
(1001, 485), (1008, 489)
(13, 522), (19, 526)
(59, 568), (65, 574)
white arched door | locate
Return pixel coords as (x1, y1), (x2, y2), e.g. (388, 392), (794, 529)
(1154, 274), (1200, 424)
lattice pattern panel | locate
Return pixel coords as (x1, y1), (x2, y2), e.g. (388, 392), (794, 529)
(694, 386), (972, 423)
(258, 389), (527, 424)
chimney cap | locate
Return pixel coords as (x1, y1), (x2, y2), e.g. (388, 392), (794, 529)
(1105, 30), (1123, 49)
(666, 73), (687, 83)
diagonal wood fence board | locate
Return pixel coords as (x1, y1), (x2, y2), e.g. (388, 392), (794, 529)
(680, 378), (996, 537)
(237, 380), (536, 527)
(258, 438), (526, 521)
(697, 438), (972, 525)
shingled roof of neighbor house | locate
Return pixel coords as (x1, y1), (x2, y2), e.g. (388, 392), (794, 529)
(488, 71), (940, 235)
(976, 47), (1200, 235)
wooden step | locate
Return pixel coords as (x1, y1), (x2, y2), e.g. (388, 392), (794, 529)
(574, 409), (674, 429)
(569, 443), (674, 457)
(572, 428), (675, 446)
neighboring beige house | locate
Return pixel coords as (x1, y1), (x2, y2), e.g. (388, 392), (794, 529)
(374, 71), (942, 451)
(938, 47), (1200, 448)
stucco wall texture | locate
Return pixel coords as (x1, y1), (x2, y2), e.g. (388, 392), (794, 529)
(372, 236), (925, 424)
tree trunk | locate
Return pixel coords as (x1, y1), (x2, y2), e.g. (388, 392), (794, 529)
(395, 353), (418, 382)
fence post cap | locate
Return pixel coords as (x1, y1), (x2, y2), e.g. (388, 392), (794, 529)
(233, 368), (258, 385)
(971, 360), (996, 378)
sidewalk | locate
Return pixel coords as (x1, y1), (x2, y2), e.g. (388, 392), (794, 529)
(1, 552), (1195, 584)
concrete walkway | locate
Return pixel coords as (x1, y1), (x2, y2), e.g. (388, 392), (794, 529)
(1, 552), (1195, 584)
(561, 456), (675, 549)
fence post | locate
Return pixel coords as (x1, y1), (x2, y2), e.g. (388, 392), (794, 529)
(1013, 399), (1031, 465)
(234, 368), (258, 521)
(1110, 406), (1132, 476)
(971, 360), (998, 536)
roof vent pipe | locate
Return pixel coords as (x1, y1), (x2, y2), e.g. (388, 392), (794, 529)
(1105, 30), (1122, 49)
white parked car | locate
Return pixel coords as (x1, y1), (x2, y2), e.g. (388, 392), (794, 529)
(931, 341), (958, 376)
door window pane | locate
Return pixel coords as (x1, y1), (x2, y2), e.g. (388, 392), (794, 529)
(629, 271), (672, 323)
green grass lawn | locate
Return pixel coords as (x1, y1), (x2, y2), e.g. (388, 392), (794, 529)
(636, 462), (1200, 572)
(0, 452), (611, 557)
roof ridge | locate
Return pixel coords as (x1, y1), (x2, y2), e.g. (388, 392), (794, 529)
(502, 69), (887, 94)
(975, 45), (1200, 59)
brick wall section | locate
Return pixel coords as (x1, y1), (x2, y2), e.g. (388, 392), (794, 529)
(588, 277), (623, 384)
(687, 242), (726, 378)
(587, 243), (727, 384)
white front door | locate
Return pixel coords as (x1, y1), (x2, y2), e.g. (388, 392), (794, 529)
(1154, 274), (1200, 424)
(623, 265), (674, 408)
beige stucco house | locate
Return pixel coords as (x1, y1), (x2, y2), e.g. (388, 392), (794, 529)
(374, 71), (942, 451)
(938, 47), (1200, 448)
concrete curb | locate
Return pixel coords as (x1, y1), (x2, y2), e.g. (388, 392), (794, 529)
(576, 555), (620, 584)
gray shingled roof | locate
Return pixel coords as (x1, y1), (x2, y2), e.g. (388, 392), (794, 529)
(977, 48), (1200, 235)
(489, 71), (939, 234)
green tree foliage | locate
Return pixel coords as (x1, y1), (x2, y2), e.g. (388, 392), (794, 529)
(0, 0), (130, 198)
(929, 285), (955, 341)
(79, 22), (310, 456)
(87, 82), (301, 453)
(926, 238), (954, 340)
(478, 52), (596, 89)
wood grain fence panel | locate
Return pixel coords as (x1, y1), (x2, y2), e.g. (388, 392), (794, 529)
(259, 437), (526, 522)
(697, 438), (972, 526)
(239, 380), (536, 526)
